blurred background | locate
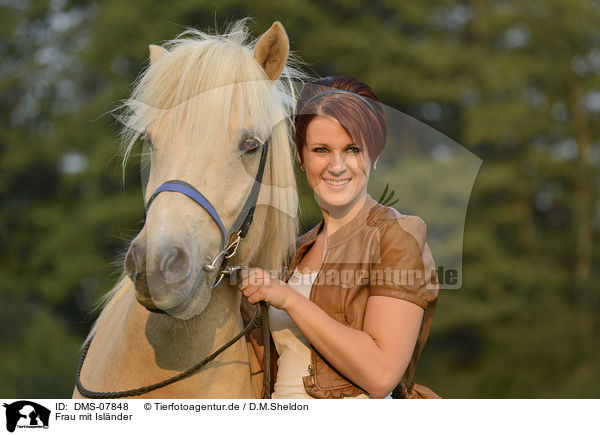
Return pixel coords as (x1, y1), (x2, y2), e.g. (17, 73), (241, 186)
(1, 0), (598, 398)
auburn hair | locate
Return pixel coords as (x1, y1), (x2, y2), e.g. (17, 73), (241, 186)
(294, 76), (387, 168)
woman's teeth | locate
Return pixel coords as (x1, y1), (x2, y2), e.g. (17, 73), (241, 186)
(324, 178), (350, 186)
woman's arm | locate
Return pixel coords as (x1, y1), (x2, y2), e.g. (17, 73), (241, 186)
(286, 291), (423, 398)
(238, 270), (423, 398)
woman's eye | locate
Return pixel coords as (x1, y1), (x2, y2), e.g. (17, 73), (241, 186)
(239, 137), (261, 153)
(347, 146), (361, 153)
(312, 147), (328, 153)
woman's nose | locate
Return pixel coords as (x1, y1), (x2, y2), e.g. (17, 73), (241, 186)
(328, 152), (347, 173)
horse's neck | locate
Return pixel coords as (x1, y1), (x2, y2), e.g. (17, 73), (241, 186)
(143, 283), (243, 369)
(80, 280), (255, 398)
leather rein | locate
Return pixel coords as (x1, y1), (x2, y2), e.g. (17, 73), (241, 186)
(75, 138), (272, 399)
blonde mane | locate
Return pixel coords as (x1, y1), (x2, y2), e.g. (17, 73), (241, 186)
(92, 19), (309, 332)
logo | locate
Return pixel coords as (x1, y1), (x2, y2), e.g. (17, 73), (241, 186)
(3, 401), (50, 433)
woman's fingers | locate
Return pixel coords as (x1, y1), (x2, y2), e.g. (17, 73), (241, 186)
(237, 268), (270, 290)
(240, 284), (267, 304)
(236, 268), (258, 288)
(236, 268), (274, 305)
(246, 290), (265, 305)
(241, 284), (260, 298)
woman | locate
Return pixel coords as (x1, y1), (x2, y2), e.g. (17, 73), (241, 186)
(238, 76), (439, 399)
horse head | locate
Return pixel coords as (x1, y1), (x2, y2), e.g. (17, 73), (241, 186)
(121, 21), (299, 320)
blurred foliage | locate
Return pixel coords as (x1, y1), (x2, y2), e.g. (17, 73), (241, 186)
(0, 0), (598, 398)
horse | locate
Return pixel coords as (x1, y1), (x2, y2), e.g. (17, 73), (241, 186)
(72, 19), (305, 398)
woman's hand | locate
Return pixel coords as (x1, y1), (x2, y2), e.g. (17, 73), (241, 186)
(237, 268), (295, 310)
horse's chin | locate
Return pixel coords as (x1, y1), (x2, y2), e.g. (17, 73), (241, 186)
(132, 272), (213, 320)
(159, 287), (213, 320)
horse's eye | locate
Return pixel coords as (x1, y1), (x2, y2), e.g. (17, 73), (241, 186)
(239, 136), (262, 153)
(142, 133), (155, 151)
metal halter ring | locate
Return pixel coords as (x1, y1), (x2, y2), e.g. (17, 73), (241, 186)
(224, 232), (242, 259)
(209, 265), (248, 288)
(202, 250), (227, 273)
(202, 230), (241, 270)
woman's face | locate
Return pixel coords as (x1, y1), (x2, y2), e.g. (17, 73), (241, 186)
(301, 115), (371, 212)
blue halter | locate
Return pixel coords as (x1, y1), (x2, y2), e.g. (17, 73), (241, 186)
(145, 180), (228, 251)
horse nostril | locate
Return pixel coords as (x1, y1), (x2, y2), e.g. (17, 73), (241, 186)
(160, 247), (191, 284)
(125, 245), (145, 282)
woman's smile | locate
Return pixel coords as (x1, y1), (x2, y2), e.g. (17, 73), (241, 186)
(322, 177), (352, 188)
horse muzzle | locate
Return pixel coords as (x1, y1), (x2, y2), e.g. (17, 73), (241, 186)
(125, 238), (207, 313)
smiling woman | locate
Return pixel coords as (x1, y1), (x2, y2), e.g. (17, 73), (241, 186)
(239, 76), (441, 399)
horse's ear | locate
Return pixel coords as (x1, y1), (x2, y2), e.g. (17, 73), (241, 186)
(149, 44), (168, 64)
(253, 21), (289, 81)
